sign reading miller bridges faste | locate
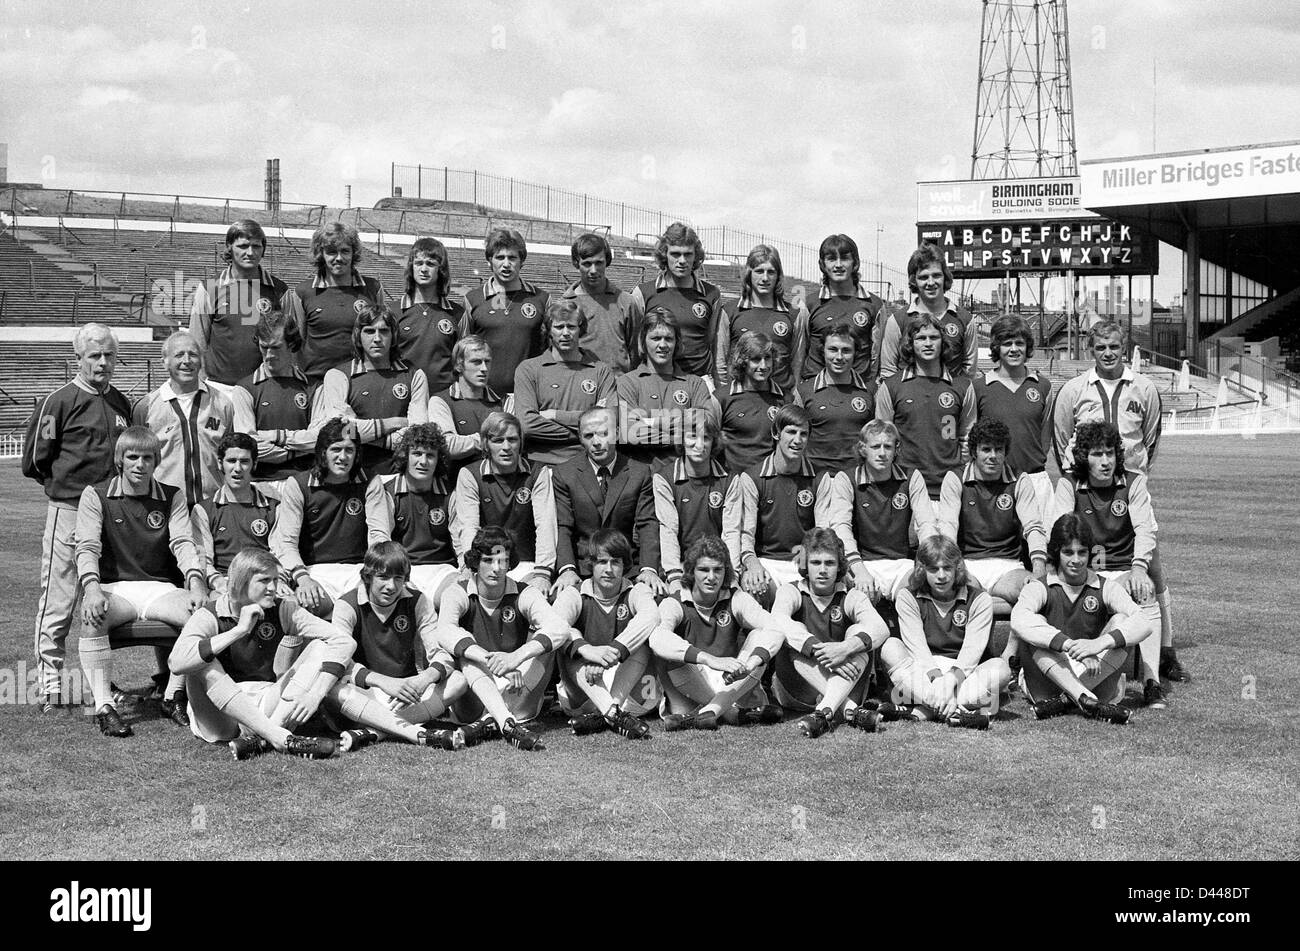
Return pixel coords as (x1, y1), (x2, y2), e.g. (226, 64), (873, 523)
(917, 219), (1159, 278)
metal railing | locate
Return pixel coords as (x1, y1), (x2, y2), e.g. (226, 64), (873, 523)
(2, 186), (332, 227)
(1199, 338), (1299, 407)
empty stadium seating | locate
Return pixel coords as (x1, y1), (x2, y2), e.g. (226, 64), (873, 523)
(0, 339), (161, 432)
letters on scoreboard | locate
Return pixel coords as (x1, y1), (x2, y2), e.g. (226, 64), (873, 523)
(916, 219), (1158, 277)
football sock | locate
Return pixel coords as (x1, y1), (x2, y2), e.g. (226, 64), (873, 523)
(1138, 602), (1162, 681)
(462, 664), (514, 728)
(78, 634), (115, 710)
(195, 666), (291, 747)
(1156, 588), (1174, 648)
(331, 682), (421, 744)
(397, 687), (449, 725)
(1032, 648), (1086, 702)
(608, 650), (650, 707)
(701, 665), (764, 718)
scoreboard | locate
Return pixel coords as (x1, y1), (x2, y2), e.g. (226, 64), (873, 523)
(917, 218), (1159, 278)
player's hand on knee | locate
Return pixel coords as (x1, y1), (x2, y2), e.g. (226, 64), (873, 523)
(390, 675), (426, 705)
(1081, 656), (1100, 677)
(81, 587), (109, 627)
(503, 670), (524, 692)
(186, 585), (207, 614)
(524, 573), (550, 595)
(296, 577), (326, 613)
(1128, 568), (1154, 604)
(484, 651), (512, 677)
(638, 568), (668, 597)
(741, 565), (769, 597)
(582, 664), (604, 685)
(550, 569), (581, 598)
(283, 690), (324, 728)
(851, 564), (878, 601)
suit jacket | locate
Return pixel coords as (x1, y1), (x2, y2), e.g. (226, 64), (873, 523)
(552, 453), (659, 576)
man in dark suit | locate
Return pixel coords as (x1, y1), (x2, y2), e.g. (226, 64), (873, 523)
(550, 408), (667, 597)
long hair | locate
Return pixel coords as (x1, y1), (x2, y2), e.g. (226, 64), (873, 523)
(907, 535), (969, 596)
(227, 549), (281, 605)
(796, 528), (848, 581)
(1047, 513), (1096, 569)
(351, 301), (403, 365)
(818, 234), (860, 285)
(360, 540), (411, 588)
(1071, 421), (1126, 483)
(682, 534), (734, 589)
(728, 330), (775, 387)
(543, 297), (588, 340)
(392, 422), (449, 481)
(311, 222), (362, 276)
(897, 313), (953, 372)
(640, 305), (678, 366)
(655, 222), (704, 274)
(465, 526), (519, 571)
(222, 219), (267, 263)
(311, 418), (362, 481)
(114, 426), (162, 471)
(906, 244), (953, 296)
(404, 237), (451, 301)
(989, 314), (1034, 363)
(740, 244), (787, 307)
(587, 528), (634, 573)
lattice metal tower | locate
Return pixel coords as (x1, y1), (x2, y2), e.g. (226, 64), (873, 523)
(971, 0), (1077, 179)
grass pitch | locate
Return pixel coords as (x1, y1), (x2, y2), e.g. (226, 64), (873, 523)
(1, 438), (1297, 861)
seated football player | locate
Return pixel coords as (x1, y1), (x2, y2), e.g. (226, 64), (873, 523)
(878, 536), (1010, 729)
(1053, 421), (1172, 709)
(451, 411), (556, 591)
(629, 221), (724, 385)
(168, 548), (352, 760)
(397, 237), (462, 394)
(270, 418), (386, 618)
(230, 309), (317, 481)
(769, 529), (890, 738)
(74, 427), (208, 738)
(429, 335), (509, 481)
(513, 298), (616, 467)
(937, 417), (1046, 611)
(650, 534), (801, 730)
(714, 244), (808, 392)
(724, 404), (837, 606)
(653, 412), (734, 592)
(803, 233), (884, 381)
(1011, 514), (1153, 725)
(373, 422), (459, 602)
(436, 527), (570, 752)
(551, 529), (659, 739)
(616, 306), (719, 466)
(877, 244), (978, 379)
(793, 320), (877, 476)
(874, 313), (976, 500)
(828, 420), (938, 603)
(550, 407), (664, 596)
(717, 331), (788, 474)
(328, 541), (471, 751)
(192, 432), (278, 596)
(313, 301), (429, 476)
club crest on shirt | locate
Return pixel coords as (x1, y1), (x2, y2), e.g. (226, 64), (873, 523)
(428, 507), (446, 526)
(438, 318), (455, 335)
(515, 487), (532, 504)
(521, 303), (538, 319)
(796, 489), (814, 507)
(1127, 400), (1141, 414)
(772, 321), (790, 337)
(255, 621), (278, 641)
(1026, 388), (1041, 402)
(851, 397), (868, 413)
(353, 300), (368, 314)
(691, 302), (708, 318)
(829, 606), (844, 623)
(938, 391), (957, 409)
(256, 297), (273, 315)
(145, 510), (165, 530)
(995, 493), (1013, 511)
(708, 490), (724, 508)
(952, 608), (968, 627)
(392, 383), (409, 400)
(852, 310), (869, 327)
(250, 518), (269, 537)
(345, 498), (364, 517)
(581, 379), (597, 394)
(615, 603), (630, 621)
(715, 610), (732, 628)
(892, 491), (908, 510)
(673, 389), (689, 405)
(294, 392), (309, 409)
(1111, 499), (1128, 517)
(114, 415), (128, 429)
(500, 606), (517, 623)
(391, 613), (409, 633)
(1082, 594), (1101, 613)
(943, 321), (960, 337)
(767, 406), (778, 420)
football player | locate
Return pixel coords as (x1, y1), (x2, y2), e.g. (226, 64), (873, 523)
(561, 232), (637, 374)
(878, 245), (977, 379)
(714, 244), (808, 391)
(717, 331), (788, 474)
(794, 320), (877, 476)
(230, 309), (317, 480)
(803, 234), (884, 381)
(630, 222), (723, 385)
(397, 237), (462, 393)
(373, 422), (459, 601)
(461, 228), (549, 395)
(192, 432), (278, 596)
(653, 413), (734, 592)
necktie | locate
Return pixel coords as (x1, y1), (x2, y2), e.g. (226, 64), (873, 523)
(597, 466), (610, 497)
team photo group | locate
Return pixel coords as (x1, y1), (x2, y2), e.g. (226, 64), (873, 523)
(22, 216), (1189, 761)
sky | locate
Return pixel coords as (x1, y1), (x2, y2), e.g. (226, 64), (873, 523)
(3, 0), (1300, 302)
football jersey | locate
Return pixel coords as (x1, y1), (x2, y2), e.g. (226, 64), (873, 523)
(344, 362), (416, 476)
(234, 369), (313, 478)
(465, 585), (528, 653)
(91, 480), (185, 585)
(793, 588), (851, 644)
(851, 467), (914, 560)
(339, 588), (422, 679)
(958, 478), (1023, 561)
(1040, 577), (1114, 642)
(728, 304), (797, 391)
(672, 592), (742, 659)
(398, 298), (462, 393)
(467, 465), (543, 561)
(198, 269), (289, 385)
(463, 281), (549, 394)
(386, 476), (454, 566)
(748, 462), (817, 560)
(914, 588), (975, 659)
(201, 489), (277, 572)
(880, 370), (972, 498)
(292, 275), (383, 382)
(1071, 480), (1136, 572)
(432, 384), (503, 481)
(573, 586), (635, 649)
(211, 599), (288, 684)
(795, 372), (876, 476)
(291, 471), (369, 566)
(974, 372), (1053, 475)
(804, 290), (882, 379)
(718, 386), (786, 474)
(666, 467), (734, 554)
(635, 276), (723, 381)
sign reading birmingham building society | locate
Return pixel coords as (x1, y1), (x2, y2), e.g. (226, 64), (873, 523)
(917, 219), (1158, 278)
(916, 176), (1092, 222)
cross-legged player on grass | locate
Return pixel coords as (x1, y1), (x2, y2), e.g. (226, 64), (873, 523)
(168, 548), (350, 760)
(1011, 514), (1153, 725)
(551, 529), (658, 739)
(75, 427), (208, 737)
(650, 535), (802, 731)
(769, 529), (890, 738)
(436, 527), (570, 751)
(879, 536), (1010, 730)
(328, 542), (470, 753)
(1053, 421), (1172, 709)
(827, 419), (939, 604)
